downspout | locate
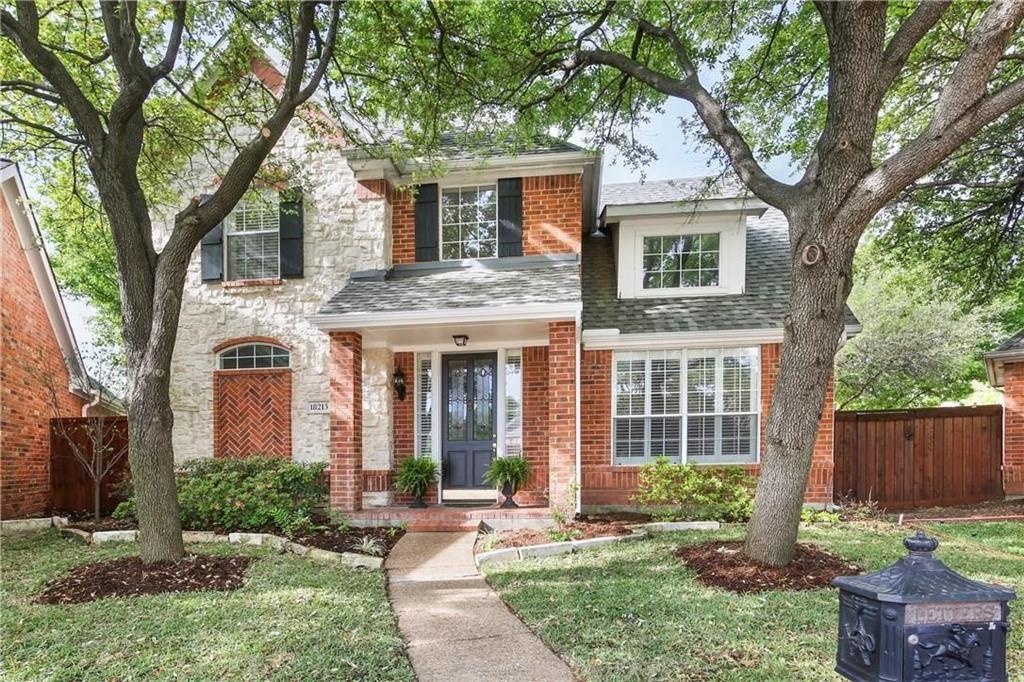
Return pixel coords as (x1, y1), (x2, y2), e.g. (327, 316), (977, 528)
(575, 315), (582, 515)
(81, 389), (102, 417)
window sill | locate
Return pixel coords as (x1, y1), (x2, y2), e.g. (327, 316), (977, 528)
(220, 278), (283, 289)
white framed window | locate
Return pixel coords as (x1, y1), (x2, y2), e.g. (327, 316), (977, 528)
(218, 343), (290, 370)
(616, 217), (746, 299)
(440, 184), (498, 260)
(612, 347), (759, 465)
(504, 350), (523, 456)
(415, 354), (433, 458)
(225, 192), (280, 281)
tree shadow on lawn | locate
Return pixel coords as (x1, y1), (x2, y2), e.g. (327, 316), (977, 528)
(1, 531), (414, 682)
(481, 524), (1024, 682)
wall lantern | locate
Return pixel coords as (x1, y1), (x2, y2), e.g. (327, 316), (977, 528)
(393, 367), (407, 401)
(452, 334), (469, 347)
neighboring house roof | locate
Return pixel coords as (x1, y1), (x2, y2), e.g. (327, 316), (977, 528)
(0, 160), (124, 414)
(315, 257), (581, 325)
(984, 328), (1024, 387)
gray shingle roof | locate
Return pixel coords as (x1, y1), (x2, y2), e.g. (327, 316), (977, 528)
(991, 329), (1024, 354)
(583, 207), (859, 334)
(319, 259), (580, 316)
(345, 133), (585, 162)
(600, 175), (749, 210)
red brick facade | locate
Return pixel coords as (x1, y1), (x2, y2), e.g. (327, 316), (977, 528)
(516, 346), (550, 505)
(329, 332), (363, 510)
(579, 343), (836, 508)
(212, 369), (292, 458)
(522, 174), (583, 256)
(1, 191), (88, 519)
(1004, 362), (1024, 495)
(387, 173), (584, 265)
(547, 321), (578, 512)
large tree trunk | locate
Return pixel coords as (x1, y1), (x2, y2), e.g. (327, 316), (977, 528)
(126, 370), (184, 563)
(743, 208), (859, 566)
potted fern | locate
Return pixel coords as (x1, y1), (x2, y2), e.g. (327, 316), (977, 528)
(483, 457), (531, 508)
(395, 456), (439, 508)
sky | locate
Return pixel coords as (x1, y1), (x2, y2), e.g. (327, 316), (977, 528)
(58, 99), (797, 356)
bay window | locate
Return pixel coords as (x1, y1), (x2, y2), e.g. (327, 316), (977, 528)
(612, 347), (759, 464)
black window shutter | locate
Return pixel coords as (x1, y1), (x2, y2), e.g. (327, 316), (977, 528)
(414, 183), (439, 262)
(279, 187), (304, 278)
(497, 178), (523, 257)
(199, 194), (224, 282)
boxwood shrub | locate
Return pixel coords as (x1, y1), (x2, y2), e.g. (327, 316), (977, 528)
(632, 457), (755, 522)
(114, 457), (327, 535)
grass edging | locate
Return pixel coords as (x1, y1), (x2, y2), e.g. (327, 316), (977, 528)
(475, 520), (721, 568)
(62, 528), (384, 569)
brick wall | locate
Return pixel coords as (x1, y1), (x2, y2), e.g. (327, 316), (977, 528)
(580, 342), (837, 508)
(390, 173), (583, 265)
(547, 321), (577, 512)
(212, 369), (292, 458)
(1, 192), (87, 519)
(329, 332), (362, 510)
(1004, 362), (1024, 495)
(513, 346), (550, 505)
(522, 174), (583, 256)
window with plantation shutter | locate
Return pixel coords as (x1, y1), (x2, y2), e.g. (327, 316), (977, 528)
(415, 354), (433, 458)
(225, 191), (280, 281)
(612, 348), (759, 464)
(504, 351), (522, 456)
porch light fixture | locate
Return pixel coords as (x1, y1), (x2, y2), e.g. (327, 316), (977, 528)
(393, 367), (407, 401)
(452, 334), (469, 347)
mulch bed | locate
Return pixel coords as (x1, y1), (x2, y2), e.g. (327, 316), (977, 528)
(291, 525), (405, 556)
(676, 541), (863, 594)
(487, 519), (635, 550)
(887, 499), (1024, 521)
(35, 554), (252, 605)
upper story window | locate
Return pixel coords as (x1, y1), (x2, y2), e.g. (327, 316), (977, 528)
(225, 193), (280, 281)
(218, 343), (290, 370)
(616, 218), (746, 299)
(642, 233), (720, 289)
(441, 185), (498, 259)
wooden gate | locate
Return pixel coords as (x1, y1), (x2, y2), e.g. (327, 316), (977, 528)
(833, 406), (1003, 509)
(50, 416), (130, 514)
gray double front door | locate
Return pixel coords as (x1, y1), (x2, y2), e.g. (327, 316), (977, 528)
(441, 352), (497, 491)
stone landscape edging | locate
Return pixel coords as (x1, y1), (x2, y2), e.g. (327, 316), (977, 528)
(0, 515), (69, 535)
(475, 520), (721, 568)
(58, 527), (384, 569)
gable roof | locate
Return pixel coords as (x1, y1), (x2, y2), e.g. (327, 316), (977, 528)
(601, 174), (748, 208)
(984, 328), (1024, 387)
(0, 161), (123, 414)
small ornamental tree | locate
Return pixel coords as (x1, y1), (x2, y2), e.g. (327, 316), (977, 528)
(343, 0), (1024, 565)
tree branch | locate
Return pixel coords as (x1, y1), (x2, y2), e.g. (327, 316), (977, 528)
(151, 0), (187, 78)
(877, 1), (951, 94)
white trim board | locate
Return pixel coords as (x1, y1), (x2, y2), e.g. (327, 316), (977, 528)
(582, 328), (785, 349)
(311, 301), (581, 331)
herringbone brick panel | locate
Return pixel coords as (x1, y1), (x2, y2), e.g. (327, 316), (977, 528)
(214, 369), (292, 458)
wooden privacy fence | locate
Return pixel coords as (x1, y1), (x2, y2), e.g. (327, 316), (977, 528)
(50, 416), (130, 514)
(833, 406), (1003, 509)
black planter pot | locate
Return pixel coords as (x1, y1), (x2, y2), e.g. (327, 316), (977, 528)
(409, 494), (428, 509)
(500, 482), (519, 508)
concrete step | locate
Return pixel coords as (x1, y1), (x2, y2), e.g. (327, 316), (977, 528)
(406, 520), (483, 532)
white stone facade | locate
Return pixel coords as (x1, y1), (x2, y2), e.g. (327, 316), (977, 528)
(157, 121), (394, 468)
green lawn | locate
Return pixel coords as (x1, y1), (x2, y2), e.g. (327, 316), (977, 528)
(483, 522), (1024, 681)
(1, 531), (415, 681)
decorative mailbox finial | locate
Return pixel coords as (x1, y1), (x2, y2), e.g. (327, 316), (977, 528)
(903, 530), (939, 555)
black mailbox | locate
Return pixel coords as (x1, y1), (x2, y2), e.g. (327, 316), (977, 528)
(833, 531), (1015, 681)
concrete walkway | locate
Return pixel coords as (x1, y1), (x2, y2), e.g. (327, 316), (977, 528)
(387, 532), (575, 681)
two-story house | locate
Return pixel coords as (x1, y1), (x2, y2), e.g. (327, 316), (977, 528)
(165, 118), (857, 515)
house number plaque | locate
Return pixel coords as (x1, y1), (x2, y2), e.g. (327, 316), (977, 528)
(307, 401), (329, 415)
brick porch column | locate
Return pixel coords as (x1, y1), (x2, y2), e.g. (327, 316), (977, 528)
(548, 320), (578, 513)
(1005, 362), (1024, 496)
(329, 332), (363, 511)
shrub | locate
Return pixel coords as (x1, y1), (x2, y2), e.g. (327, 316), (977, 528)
(113, 457), (327, 535)
(632, 457), (755, 522)
(394, 456), (439, 499)
(801, 508), (841, 524)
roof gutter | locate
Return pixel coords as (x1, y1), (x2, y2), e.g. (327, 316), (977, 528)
(983, 349), (1024, 388)
(311, 301), (583, 332)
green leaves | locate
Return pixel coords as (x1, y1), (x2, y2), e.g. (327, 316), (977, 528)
(632, 457), (755, 523)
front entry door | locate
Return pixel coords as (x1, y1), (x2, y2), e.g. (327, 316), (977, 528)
(442, 353), (497, 490)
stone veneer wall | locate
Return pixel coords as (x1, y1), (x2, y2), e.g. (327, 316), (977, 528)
(579, 343), (836, 508)
(1, 192), (89, 518)
(155, 122), (393, 465)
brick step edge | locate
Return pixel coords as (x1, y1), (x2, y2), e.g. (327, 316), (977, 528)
(474, 520), (721, 569)
(56, 528), (384, 570)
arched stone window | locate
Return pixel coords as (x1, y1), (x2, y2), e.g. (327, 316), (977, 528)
(218, 343), (291, 370)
